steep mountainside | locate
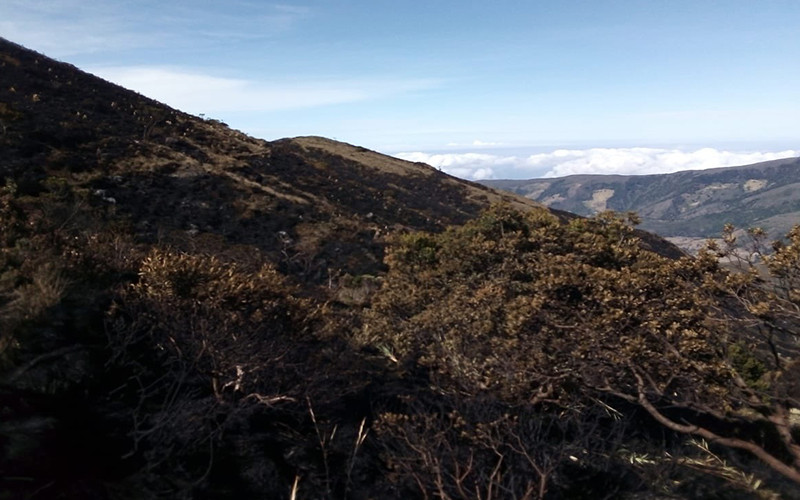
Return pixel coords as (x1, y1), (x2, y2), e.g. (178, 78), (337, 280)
(482, 157), (800, 244)
(0, 37), (547, 283)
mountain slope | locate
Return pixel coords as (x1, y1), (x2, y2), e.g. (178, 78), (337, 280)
(0, 36), (684, 274)
(0, 37), (551, 282)
(482, 156), (800, 244)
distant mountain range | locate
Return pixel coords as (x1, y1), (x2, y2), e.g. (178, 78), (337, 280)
(481, 156), (800, 250)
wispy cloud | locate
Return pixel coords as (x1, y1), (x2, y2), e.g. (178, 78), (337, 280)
(0, 0), (159, 55)
(88, 66), (439, 114)
(0, 1), (312, 56)
(177, 2), (313, 40)
(395, 148), (800, 180)
(272, 4), (312, 16)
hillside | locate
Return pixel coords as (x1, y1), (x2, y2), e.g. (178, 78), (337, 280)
(2, 37), (800, 499)
(0, 37), (551, 285)
(0, 36), (684, 274)
(482, 156), (800, 247)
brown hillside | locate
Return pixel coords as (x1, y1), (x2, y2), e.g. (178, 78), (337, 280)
(0, 37), (551, 282)
(0, 37), (684, 280)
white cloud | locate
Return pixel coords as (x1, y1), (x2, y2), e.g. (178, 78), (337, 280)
(87, 66), (439, 114)
(394, 148), (800, 180)
(533, 148), (800, 177)
(0, 1), (312, 57)
(470, 168), (495, 180)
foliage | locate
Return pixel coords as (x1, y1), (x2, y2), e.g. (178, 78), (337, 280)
(361, 206), (724, 403)
(360, 204), (800, 495)
(2, 167), (800, 498)
(102, 249), (322, 494)
(374, 393), (641, 499)
(0, 175), (143, 498)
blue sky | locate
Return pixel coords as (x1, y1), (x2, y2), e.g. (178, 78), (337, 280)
(1, 1), (799, 178)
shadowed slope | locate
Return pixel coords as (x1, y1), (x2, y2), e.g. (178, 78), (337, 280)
(1, 37), (561, 281)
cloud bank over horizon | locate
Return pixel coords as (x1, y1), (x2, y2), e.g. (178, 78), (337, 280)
(395, 148), (800, 181)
